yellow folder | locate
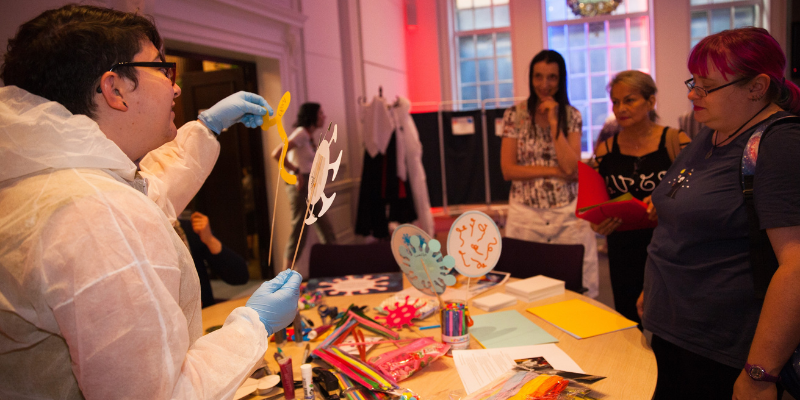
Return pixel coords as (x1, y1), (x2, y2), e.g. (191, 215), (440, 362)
(527, 299), (638, 339)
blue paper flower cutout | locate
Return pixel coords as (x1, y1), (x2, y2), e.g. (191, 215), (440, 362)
(398, 236), (456, 295)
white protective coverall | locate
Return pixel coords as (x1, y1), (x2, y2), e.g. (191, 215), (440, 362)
(0, 86), (268, 399)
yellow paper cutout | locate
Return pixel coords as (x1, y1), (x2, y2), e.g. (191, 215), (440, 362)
(262, 91), (297, 185)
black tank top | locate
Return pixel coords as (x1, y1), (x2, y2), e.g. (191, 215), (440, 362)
(598, 127), (673, 201)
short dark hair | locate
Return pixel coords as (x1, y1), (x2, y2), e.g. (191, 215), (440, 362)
(1, 4), (163, 118)
(527, 50), (570, 139)
(294, 102), (321, 129)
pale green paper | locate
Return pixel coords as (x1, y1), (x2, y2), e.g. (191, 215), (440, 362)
(470, 310), (558, 349)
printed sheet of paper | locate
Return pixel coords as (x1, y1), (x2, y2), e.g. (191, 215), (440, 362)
(452, 344), (584, 394)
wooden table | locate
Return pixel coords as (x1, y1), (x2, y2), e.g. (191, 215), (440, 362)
(202, 280), (657, 399)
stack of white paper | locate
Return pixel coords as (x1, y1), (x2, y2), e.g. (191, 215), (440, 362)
(505, 275), (564, 303)
(472, 292), (518, 312)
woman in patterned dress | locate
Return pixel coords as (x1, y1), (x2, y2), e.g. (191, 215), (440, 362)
(498, 50), (599, 297)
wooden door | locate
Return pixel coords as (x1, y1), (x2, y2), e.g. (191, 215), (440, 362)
(180, 67), (274, 279)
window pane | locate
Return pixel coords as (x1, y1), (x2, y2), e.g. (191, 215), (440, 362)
(476, 34), (493, 57)
(569, 50), (586, 75)
(475, 7), (492, 29)
(591, 75), (608, 99)
(711, 8), (730, 34)
(631, 46), (644, 70)
(497, 56), (512, 80)
(493, 0), (509, 4)
(459, 36), (476, 58)
(498, 83), (513, 99)
(734, 6), (754, 28)
(626, 0), (647, 13)
(582, 127), (590, 152)
(592, 102), (609, 126)
(609, 47), (627, 72)
(548, 26), (566, 49)
(569, 77), (587, 101)
(568, 24), (586, 47)
(630, 17), (646, 42)
(690, 0), (709, 4)
(478, 59), (495, 82)
(480, 84), (495, 100)
(691, 38), (701, 48)
(474, 0), (491, 6)
(461, 85), (478, 101)
(545, 0), (567, 22)
(576, 104), (589, 127)
(458, 9), (474, 31)
(691, 12), (709, 39)
(494, 4), (510, 27)
(456, 0), (473, 9)
(460, 61), (477, 83)
(609, 19), (626, 44)
(590, 49), (607, 73)
(588, 22), (606, 46)
(496, 32), (511, 55)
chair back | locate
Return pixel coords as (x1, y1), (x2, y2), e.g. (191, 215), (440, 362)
(494, 237), (585, 292)
(308, 242), (399, 279)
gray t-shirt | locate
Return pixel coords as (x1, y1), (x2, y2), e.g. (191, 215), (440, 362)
(643, 112), (800, 368)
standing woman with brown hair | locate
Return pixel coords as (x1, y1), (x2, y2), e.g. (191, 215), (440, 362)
(272, 103), (337, 271)
(498, 50), (599, 297)
(639, 27), (800, 399)
(592, 70), (690, 325)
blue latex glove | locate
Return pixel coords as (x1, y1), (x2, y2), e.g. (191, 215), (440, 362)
(245, 270), (302, 335)
(198, 91), (273, 134)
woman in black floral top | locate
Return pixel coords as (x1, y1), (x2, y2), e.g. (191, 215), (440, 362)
(498, 50), (599, 297)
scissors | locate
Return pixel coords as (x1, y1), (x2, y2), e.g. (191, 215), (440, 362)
(317, 305), (338, 326)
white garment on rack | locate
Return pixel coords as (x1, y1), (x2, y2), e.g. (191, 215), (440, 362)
(360, 96), (394, 158)
(392, 96), (434, 236)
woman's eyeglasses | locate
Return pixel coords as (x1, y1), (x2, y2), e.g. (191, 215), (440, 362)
(684, 77), (747, 98)
(96, 61), (177, 93)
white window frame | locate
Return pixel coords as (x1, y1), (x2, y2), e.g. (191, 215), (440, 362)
(689, 0), (764, 47)
(542, 0), (655, 159)
(451, 0), (513, 110)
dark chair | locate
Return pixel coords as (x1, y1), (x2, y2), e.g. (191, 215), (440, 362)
(494, 237), (585, 293)
(308, 242), (400, 279)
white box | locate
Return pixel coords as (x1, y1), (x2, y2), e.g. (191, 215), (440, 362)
(505, 275), (565, 303)
(472, 292), (518, 312)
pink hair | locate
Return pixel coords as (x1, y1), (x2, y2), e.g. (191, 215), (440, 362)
(688, 27), (800, 114)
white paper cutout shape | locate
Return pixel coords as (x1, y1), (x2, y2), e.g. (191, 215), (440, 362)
(446, 211), (502, 278)
(305, 124), (342, 225)
(391, 224), (456, 295)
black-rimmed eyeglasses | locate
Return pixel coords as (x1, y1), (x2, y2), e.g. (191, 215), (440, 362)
(685, 77), (747, 98)
(96, 62), (177, 93)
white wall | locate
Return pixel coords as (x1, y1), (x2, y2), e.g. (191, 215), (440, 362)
(652, 0), (691, 130)
(360, 0), (409, 100)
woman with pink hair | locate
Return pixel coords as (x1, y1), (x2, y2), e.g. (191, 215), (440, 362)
(640, 27), (800, 399)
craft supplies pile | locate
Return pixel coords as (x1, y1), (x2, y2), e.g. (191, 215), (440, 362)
(232, 210), (615, 400)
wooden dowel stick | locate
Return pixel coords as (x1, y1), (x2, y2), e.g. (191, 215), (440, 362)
(289, 200), (312, 271)
(420, 259), (445, 325)
(267, 171), (282, 267)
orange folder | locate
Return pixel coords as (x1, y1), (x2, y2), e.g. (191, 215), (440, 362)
(575, 162), (657, 232)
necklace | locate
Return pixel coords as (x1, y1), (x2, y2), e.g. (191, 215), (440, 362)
(705, 103), (771, 159)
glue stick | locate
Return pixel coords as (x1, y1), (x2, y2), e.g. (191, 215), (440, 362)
(300, 364), (314, 399)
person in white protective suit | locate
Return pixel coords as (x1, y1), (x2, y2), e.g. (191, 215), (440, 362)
(0, 5), (301, 399)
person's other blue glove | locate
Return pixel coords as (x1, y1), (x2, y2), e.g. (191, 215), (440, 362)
(198, 91), (273, 134)
(245, 269), (302, 335)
